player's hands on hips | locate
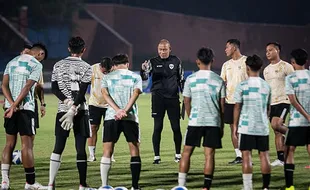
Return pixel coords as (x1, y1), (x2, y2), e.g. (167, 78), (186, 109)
(59, 106), (77, 130)
(40, 105), (46, 117)
(115, 109), (127, 120)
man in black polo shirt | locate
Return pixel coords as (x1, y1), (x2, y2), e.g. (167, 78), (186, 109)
(141, 39), (184, 164)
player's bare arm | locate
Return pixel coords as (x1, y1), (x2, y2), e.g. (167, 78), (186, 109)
(220, 97), (225, 137)
(183, 96), (191, 117)
(35, 83), (46, 117)
(288, 94), (310, 121)
(124, 88), (142, 113)
(233, 103), (241, 140)
(4, 79), (37, 118)
(101, 87), (126, 120)
(1, 74), (14, 106)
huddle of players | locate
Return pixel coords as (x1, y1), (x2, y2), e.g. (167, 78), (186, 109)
(1, 35), (310, 190)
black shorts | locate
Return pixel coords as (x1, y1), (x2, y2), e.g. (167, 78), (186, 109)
(270, 103), (290, 121)
(184, 126), (222, 148)
(34, 99), (39, 128)
(151, 93), (180, 120)
(239, 134), (269, 151)
(4, 110), (36, 136)
(55, 111), (91, 138)
(224, 103), (234, 124)
(103, 120), (140, 143)
(89, 105), (107, 125)
(285, 127), (310, 146)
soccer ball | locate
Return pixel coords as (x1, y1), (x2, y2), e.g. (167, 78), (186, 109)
(171, 186), (188, 190)
(12, 150), (22, 165)
(114, 187), (128, 190)
(98, 185), (114, 190)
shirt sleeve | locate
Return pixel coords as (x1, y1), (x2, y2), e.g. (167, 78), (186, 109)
(268, 86), (272, 105)
(101, 75), (108, 88)
(234, 83), (243, 103)
(285, 63), (295, 76)
(80, 64), (92, 84)
(220, 80), (226, 98)
(177, 57), (185, 92)
(29, 64), (43, 82)
(3, 63), (9, 75)
(182, 78), (191, 97)
(134, 75), (143, 92)
(220, 63), (226, 81)
(285, 75), (294, 95)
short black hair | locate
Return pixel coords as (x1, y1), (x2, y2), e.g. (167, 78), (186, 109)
(112, 54), (129, 65)
(100, 57), (113, 71)
(23, 43), (32, 49)
(227, 39), (241, 49)
(291, 48), (308, 66)
(245, 54), (263, 72)
(68, 36), (85, 54)
(197, 47), (214, 65)
(266, 42), (282, 51)
(32, 42), (48, 60)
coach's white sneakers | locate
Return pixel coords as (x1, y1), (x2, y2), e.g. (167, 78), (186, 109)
(1, 180), (10, 190)
(270, 159), (284, 166)
(24, 182), (48, 190)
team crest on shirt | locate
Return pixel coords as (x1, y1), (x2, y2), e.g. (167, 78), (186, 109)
(169, 64), (174, 69)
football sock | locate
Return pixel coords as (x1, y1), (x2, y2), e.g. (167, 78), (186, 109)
(100, 157), (111, 186)
(235, 149), (242, 158)
(285, 164), (295, 188)
(277, 151), (284, 162)
(1, 164), (10, 182)
(49, 153), (61, 185)
(178, 172), (187, 186)
(130, 156), (141, 189)
(262, 173), (270, 189)
(242, 173), (253, 190)
(25, 167), (35, 185)
(204, 174), (213, 189)
(88, 146), (96, 157)
(77, 154), (87, 187)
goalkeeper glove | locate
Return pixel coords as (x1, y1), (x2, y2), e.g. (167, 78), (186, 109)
(59, 106), (76, 130)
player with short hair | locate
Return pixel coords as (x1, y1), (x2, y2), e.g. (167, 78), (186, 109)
(87, 57), (113, 162)
(140, 39), (184, 164)
(233, 54), (271, 190)
(99, 54), (142, 190)
(263, 42), (294, 167)
(1, 43), (48, 190)
(220, 39), (248, 164)
(283, 48), (310, 190)
(47, 36), (94, 190)
(178, 47), (225, 190)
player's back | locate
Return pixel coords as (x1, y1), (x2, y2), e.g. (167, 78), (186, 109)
(4, 54), (42, 111)
(89, 63), (107, 108)
(184, 70), (225, 127)
(285, 70), (310, 126)
(236, 77), (271, 136)
(102, 69), (142, 122)
(52, 56), (92, 112)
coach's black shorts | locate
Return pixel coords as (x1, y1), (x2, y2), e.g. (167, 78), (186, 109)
(184, 126), (222, 148)
(103, 120), (140, 143)
(270, 103), (290, 121)
(151, 93), (180, 120)
(239, 134), (269, 151)
(285, 127), (310, 146)
(55, 111), (91, 138)
(4, 110), (36, 136)
(224, 103), (234, 124)
(34, 99), (39, 128)
(89, 105), (107, 125)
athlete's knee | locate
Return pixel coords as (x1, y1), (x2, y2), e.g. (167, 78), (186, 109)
(77, 152), (87, 160)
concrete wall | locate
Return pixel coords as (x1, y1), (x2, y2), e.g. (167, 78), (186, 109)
(76, 4), (310, 70)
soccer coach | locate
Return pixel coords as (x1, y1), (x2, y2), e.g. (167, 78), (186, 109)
(140, 39), (184, 164)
